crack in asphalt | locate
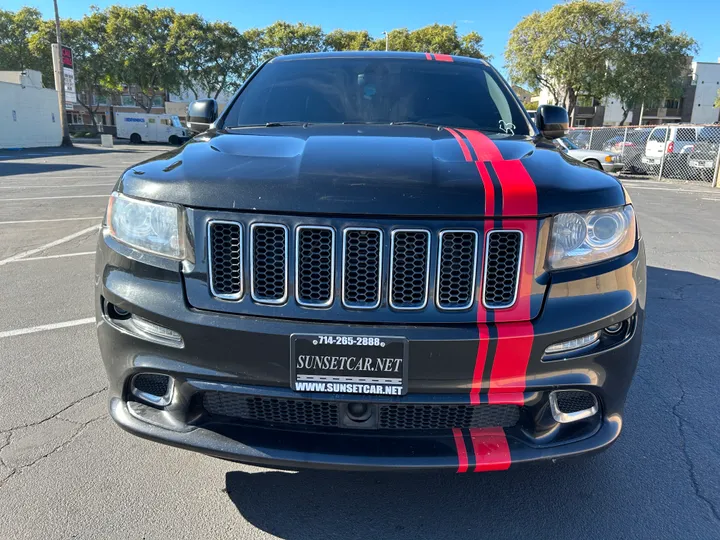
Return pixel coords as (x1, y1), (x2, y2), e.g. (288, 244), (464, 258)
(0, 387), (107, 434)
(671, 380), (720, 523)
(0, 387), (108, 490)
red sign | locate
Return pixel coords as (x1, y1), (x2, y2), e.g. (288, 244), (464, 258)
(61, 46), (73, 68)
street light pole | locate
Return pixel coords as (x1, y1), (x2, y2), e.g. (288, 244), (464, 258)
(382, 31), (389, 51)
(53, 0), (72, 146)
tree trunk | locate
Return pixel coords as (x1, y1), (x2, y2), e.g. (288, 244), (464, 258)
(619, 107), (631, 126)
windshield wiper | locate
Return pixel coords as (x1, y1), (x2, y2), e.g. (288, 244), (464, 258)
(390, 121), (443, 129)
(264, 121), (310, 127)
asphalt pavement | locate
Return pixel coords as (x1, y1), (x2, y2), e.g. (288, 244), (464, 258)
(0, 144), (719, 539)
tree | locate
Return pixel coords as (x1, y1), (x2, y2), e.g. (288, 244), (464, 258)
(0, 8), (45, 74)
(505, 0), (642, 113)
(170, 15), (250, 99)
(262, 21), (325, 58)
(325, 29), (372, 51)
(366, 24), (488, 59)
(714, 89), (720, 109)
(102, 6), (184, 112)
(606, 23), (697, 124)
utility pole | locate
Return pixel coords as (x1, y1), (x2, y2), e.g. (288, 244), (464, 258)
(53, 0), (72, 146)
(382, 31), (389, 51)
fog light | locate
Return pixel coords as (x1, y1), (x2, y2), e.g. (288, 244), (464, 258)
(605, 323), (623, 334)
(545, 331), (600, 355)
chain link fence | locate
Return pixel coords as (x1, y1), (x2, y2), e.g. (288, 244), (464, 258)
(568, 124), (720, 185)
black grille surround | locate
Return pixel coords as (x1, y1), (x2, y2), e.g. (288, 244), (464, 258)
(204, 219), (526, 317)
(250, 223), (288, 304)
(483, 230), (523, 309)
(202, 392), (521, 431)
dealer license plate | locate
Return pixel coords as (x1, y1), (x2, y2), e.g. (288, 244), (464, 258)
(290, 334), (408, 396)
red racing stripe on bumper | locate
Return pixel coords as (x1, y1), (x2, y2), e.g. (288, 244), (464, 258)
(468, 427), (511, 471)
(452, 428), (469, 473)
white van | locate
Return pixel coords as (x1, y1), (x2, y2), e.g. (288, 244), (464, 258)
(115, 112), (189, 145)
(641, 125), (698, 177)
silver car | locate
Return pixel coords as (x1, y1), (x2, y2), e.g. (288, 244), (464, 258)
(556, 137), (623, 173)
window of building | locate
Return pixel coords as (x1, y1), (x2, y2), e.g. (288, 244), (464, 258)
(121, 95), (135, 106)
(92, 95), (108, 106)
(152, 95), (164, 107)
(664, 99), (680, 109)
(67, 112), (83, 125)
(574, 119), (587, 127)
(576, 95), (594, 107)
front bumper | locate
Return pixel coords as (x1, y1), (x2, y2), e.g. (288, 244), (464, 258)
(601, 162), (624, 173)
(96, 233), (646, 472)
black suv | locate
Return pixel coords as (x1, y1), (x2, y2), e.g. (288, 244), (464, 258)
(96, 52), (645, 472)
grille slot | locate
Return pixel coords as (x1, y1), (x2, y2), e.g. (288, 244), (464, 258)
(203, 393), (340, 427)
(378, 403), (520, 430)
(390, 230), (431, 310)
(436, 230), (478, 310)
(553, 391), (597, 414)
(250, 223), (288, 304)
(132, 373), (170, 398)
(295, 226), (335, 307)
(483, 230), (523, 309)
(208, 221), (243, 300)
(342, 228), (382, 309)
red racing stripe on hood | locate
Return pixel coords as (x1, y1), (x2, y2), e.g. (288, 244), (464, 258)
(457, 129), (503, 162)
(468, 427), (511, 471)
(443, 127), (472, 161)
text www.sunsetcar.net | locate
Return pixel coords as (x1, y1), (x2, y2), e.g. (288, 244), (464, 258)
(295, 382), (403, 395)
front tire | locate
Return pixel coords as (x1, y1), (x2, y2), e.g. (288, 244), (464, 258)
(130, 133), (142, 144)
(584, 159), (602, 170)
(169, 135), (180, 145)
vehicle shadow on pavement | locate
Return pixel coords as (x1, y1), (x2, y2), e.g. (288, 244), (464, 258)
(0, 162), (99, 177)
(224, 266), (720, 539)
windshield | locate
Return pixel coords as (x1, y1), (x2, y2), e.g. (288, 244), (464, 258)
(171, 116), (182, 128)
(222, 57), (530, 135)
(560, 137), (579, 150)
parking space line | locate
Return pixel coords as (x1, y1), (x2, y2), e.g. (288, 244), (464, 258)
(702, 198), (720, 202)
(0, 195), (108, 202)
(0, 183), (115, 189)
(9, 251), (95, 263)
(0, 216), (102, 226)
(0, 224), (100, 267)
(0, 317), (95, 339)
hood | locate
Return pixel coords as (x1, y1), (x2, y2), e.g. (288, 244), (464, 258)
(118, 125), (627, 217)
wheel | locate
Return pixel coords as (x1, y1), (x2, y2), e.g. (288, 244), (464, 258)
(584, 159), (602, 170)
(130, 133), (142, 144)
(168, 135), (180, 145)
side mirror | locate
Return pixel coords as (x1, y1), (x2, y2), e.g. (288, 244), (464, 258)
(187, 98), (218, 133)
(536, 105), (569, 139)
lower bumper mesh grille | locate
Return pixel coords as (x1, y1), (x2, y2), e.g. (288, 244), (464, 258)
(202, 392), (520, 431)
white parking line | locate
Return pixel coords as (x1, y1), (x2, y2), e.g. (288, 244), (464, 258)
(0, 216), (102, 225)
(0, 318), (95, 339)
(0, 194), (108, 202)
(9, 251), (95, 263)
(702, 198), (720, 202)
(0, 224), (100, 267)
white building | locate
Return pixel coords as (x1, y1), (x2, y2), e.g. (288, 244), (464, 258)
(166, 87), (235, 119)
(690, 60), (720, 124)
(0, 70), (61, 149)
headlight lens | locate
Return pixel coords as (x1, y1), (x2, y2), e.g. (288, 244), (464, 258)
(548, 205), (636, 269)
(106, 192), (186, 259)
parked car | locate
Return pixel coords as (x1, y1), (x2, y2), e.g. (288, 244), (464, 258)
(567, 129), (591, 149)
(688, 126), (720, 182)
(556, 136), (623, 172)
(641, 125), (698, 179)
(96, 52), (644, 472)
(601, 128), (652, 174)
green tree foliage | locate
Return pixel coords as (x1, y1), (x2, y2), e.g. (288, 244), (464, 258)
(102, 5), (185, 112)
(325, 30), (372, 52)
(607, 23), (697, 124)
(262, 21), (325, 57)
(0, 7), (44, 72)
(505, 0), (696, 122)
(506, 0), (641, 111)
(367, 24), (488, 59)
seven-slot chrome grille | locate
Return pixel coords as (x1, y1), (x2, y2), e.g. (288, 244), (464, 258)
(207, 220), (523, 312)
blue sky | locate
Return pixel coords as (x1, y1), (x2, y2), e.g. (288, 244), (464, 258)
(9, 0), (720, 68)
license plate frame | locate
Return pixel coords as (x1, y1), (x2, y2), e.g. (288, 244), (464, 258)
(290, 334), (408, 396)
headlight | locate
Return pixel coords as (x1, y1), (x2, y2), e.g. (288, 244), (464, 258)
(548, 205), (636, 270)
(106, 192), (187, 259)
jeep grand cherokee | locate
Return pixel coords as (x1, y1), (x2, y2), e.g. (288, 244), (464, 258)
(96, 52), (646, 472)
